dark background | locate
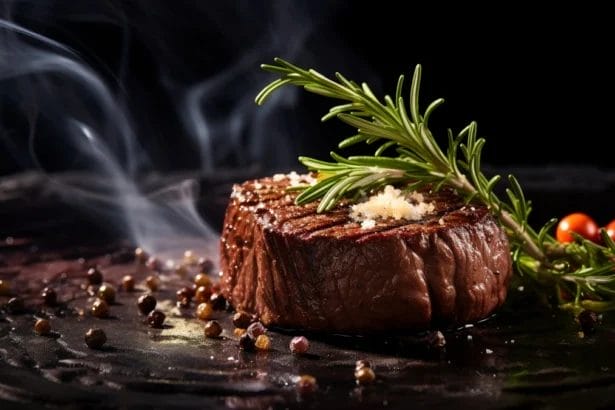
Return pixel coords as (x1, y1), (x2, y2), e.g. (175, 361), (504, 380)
(0, 1), (614, 229)
(1, 1), (613, 174)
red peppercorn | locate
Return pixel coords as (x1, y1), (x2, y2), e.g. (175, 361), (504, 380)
(290, 336), (309, 354)
(247, 322), (266, 340)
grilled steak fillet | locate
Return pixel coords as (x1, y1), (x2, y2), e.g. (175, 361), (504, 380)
(220, 176), (512, 333)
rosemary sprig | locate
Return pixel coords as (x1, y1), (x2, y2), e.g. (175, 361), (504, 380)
(256, 58), (615, 314)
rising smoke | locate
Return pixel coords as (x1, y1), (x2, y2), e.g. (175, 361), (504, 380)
(0, 1), (367, 256)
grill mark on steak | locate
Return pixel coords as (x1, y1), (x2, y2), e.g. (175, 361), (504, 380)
(220, 176), (513, 333)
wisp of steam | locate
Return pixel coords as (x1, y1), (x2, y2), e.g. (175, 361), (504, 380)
(0, 1), (334, 261)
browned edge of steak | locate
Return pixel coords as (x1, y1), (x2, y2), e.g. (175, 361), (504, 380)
(220, 176), (513, 333)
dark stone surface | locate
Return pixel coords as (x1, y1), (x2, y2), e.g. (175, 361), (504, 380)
(1, 169), (615, 409)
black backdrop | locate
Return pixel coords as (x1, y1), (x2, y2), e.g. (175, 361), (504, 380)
(1, 1), (613, 174)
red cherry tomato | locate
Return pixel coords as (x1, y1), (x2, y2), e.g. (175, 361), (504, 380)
(556, 212), (599, 243)
(606, 219), (615, 241)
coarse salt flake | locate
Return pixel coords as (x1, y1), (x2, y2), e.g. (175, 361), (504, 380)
(351, 185), (435, 226)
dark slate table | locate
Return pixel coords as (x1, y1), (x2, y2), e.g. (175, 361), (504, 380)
(1, 168), (615, 409)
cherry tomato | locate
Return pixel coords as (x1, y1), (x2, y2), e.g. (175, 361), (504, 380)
(605, 219), (615, 241)
(556, 212), (599, 243)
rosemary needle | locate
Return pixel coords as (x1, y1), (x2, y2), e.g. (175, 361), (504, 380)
(256, 58), (615, 315)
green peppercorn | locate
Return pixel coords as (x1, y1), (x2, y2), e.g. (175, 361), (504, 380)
(34, 318), (51, 335)
(84, 328), (107, 349)
(97, 284), (116, 304)
(355, 367), (376, 385)
(296, 375), (318, 394)
(122, 275), (135, 292)
(91, 298), (109, 318)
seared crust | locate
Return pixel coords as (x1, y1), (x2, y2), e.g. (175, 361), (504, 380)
(220, 176), (512, 333)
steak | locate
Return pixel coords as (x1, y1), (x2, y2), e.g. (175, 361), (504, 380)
(220, 174), (513, 333)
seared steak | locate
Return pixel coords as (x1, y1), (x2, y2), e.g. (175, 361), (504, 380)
(220, 175), (512, 333)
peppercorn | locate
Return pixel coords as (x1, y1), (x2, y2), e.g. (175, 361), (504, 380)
(145, 275), (159, 292)
(194, 286), (211, 304)
(234, 328), (247, 337)
(578, 310), (599, 334)
(122, 275), (135, 292)
(429, 330), (446, 348)
(239, 333), (255, 351)
(91, 298), (109, 318)
(7, 297), (24, 314)
(183, 249), (197, 265)
(247, 321), (266, 340)
(84, 328), (107, 349)
(147, 310), (165, 328)
(209, 293), (226, 310)
(0, 280), (10, 296)
(198, 258), (214, 274)
(176, 286), (194, 301)
(145, 256), (161, 271)
(232, 311), (252, 329)
(354, 367), (376, 385)
(175, 263), (189, 277)
(41, 287), (57, 306)
(97, 284), (116, 304)
(289, 336), (309, 354)
(255, 334), (271, 351)
(87, 267), (103, 285)
(204, 320), (222, 338)
(296, 375), (318, 395)
(196, 302), (214, 320)
(135, 247), (148, 264)
(34, 318), (51, 335)
(355, 360), (371, 371)
(193, 273), (212, 288)
(137, 294), (157, 315)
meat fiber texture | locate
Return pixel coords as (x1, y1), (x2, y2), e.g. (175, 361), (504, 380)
(220, 175), (512, 333)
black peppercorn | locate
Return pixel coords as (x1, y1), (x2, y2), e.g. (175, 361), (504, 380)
(7, 297), (24, 314)
(87, 267), (103, 285)
(147, 310), (165, 328)
(198, 258), (214, 274)
(137, 294), (157, 315)
(239, 333), (255, 351)
(232, 311), (252, 329)
(85, 328), (107, 349)
(209, 293), (226, 310)
(41, 287), (57, 306)
(578, 310), (599, 334)
(204, 320), (222, 338)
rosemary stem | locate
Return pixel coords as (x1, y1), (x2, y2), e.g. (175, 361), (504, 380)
(450, 174), (546, 262)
